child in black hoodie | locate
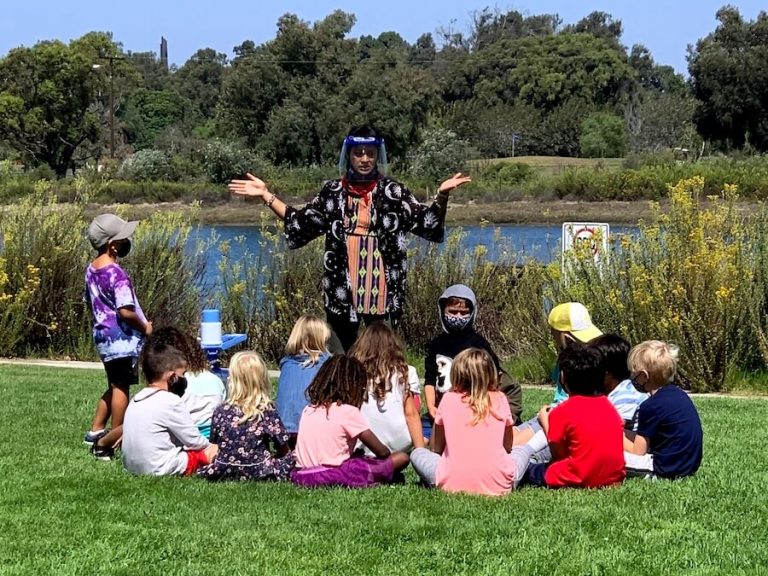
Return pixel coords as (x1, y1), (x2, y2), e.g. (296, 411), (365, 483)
(424, 284), (523, 423)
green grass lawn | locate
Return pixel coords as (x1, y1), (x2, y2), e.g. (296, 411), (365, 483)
(2, 365), (767, 575)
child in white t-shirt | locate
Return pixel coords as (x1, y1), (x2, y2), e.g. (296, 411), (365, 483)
(122, 342), (218, 476)
(350, 321), (425, 454)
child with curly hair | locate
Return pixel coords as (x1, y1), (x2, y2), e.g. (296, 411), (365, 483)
(292, 355), (410, 488)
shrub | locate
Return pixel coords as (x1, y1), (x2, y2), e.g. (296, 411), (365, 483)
(203, 140), (262, 184)
(580, 112), (629, 158)
(546, 177), (762, 391)
(0, 182), (207, 359)
(117, 149), (174, 182)
(408, 128), (475, 184)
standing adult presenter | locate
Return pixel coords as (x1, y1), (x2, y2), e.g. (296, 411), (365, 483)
(229, 125), (471, 350)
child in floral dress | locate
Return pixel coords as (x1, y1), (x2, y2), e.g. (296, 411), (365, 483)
(198, 351), (294, 481)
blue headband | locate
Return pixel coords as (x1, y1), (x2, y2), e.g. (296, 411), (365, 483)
(343, 136), (382, 147)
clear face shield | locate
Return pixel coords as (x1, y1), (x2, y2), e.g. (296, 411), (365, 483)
(338, 136), (388, 177)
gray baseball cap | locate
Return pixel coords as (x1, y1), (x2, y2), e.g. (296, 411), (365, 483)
(87, 214), (139, 250)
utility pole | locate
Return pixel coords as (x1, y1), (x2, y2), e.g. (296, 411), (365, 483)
(94, 54), (124, 158)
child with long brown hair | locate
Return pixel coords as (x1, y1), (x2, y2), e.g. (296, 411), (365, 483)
(292, 355), (410, 488)
(349, 322), (424, 453)
(198, 351), (294, 481)
(411, 348), (532, 496)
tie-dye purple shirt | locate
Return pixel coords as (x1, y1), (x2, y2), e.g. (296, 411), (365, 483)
(85, 263), (147, 362)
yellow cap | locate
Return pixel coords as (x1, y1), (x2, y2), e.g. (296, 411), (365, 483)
(548, 302), (602, 342)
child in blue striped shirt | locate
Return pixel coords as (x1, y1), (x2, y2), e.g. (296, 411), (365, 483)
(591, 334), (648, 429)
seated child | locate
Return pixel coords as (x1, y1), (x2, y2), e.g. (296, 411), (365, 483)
(199, 351), (295, 482)
(350, 322), (424, 454)
(122, 342), (218, 476)
(291, 355), (410, 488)
(424, 284), (522, 424)
(624, 340), (703, 479)
(407, 365), (421, 412)
(590, 334), (648, 429)
(411, 348), (532, 496)
(514, 301), (603, 446)
(524, 342), (626, 489)
(276, 315), (331, 445)
(150, 326), (226, 439)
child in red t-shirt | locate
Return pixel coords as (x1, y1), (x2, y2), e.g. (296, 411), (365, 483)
(525, 342), (626, 488)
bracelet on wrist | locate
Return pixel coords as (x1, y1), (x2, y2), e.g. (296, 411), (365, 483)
(264, 193), (277, 207)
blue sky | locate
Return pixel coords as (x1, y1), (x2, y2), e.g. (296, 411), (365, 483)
(1, 1), (764, 73)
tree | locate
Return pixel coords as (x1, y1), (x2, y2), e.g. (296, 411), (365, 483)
(470, 33), (634, 112)
(565, 11), (623, 46)
(122, 89), (196, 150)
(689, 7), (768, 151)
(0, 35), (124, 175)
(125, 51), (169, 91)
(580, 112), (628, 157)
(173, 48), (228, 119)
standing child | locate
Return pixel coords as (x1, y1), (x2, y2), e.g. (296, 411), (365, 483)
(84, 214), (152, 455)
(150, 327), (226, 439)
(424, 284), (522, 424)
(291, 355), (410, 488)
(199, 351), (295, 481)
(524, 342), (626, 489)
(122, 343), (218, 476)
(590, 334), (648, 429)
(276, 315), (331, 446)
(350, 322), (424, 454)
(624, 340), (703, 479)
(411, 348), (532, 496)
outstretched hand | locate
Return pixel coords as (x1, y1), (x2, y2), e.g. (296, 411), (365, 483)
(228, 173), (269, 199)
(438, 172), (472, 194)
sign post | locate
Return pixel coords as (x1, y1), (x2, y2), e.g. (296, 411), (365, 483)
(561, 222), (610, 276)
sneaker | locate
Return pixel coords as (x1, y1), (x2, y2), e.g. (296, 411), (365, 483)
(83, 429), (107, 446)
(90, 442), (115, 461)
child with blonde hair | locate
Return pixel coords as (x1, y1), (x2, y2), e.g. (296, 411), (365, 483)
(276, 316), (331, 445)
(624, 340), (703, 479)
(292, 355), (410, 488)
(198, 351), (294, 481)
(411, 348), (532, 496)
(350, 322), (424, 454)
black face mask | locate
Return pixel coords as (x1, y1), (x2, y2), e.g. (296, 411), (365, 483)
(116, 240), (132, 258)
(168, 374), (188, 397)
(630, 377), (646, 394)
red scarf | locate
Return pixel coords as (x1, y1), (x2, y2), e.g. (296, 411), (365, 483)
(342, 177), (377, 206)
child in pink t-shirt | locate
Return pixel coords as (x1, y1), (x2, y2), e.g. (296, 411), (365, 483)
(411, 348), (532, 496)
(291, 355), (410, 488)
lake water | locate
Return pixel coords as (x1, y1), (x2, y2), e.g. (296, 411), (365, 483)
(190, 224), (635, 290)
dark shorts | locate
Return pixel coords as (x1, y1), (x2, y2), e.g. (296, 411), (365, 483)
(523, 463), (550, 487)
(103, 357), (139, 387)
(291, 456), (394, 488)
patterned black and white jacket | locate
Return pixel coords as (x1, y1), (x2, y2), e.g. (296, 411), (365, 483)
(283, 177), (448, 321)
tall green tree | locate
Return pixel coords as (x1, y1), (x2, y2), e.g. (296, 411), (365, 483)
(173, 48), (228, 119)
(122, 89), (196, 150)
(689, 7), (768, 151)
(0, 33), (122, 175)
